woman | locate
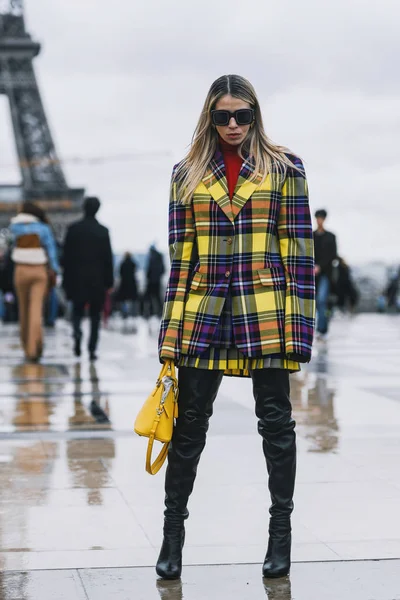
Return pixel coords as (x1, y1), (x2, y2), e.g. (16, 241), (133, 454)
(10, 202), (59, 362)
(157, 75), (315, 580)
(116, 252), (138, 319)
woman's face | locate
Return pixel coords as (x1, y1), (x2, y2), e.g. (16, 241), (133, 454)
(213, 94), (252, 146)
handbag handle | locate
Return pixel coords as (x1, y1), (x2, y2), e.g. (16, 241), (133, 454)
(145, 360), (177, 475)
(158, 359), (177, 383)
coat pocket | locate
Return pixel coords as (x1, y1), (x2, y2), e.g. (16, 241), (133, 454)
(257, 268), (275, 287)
(190, 270), (203, 291)
(257, 267), (286, 288)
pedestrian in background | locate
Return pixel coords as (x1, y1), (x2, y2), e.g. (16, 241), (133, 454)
(144, 244), (165, 318)
(102, 289), (113, 328)
(62, 196), (114, 361)
(156, 74), (315, 580)
(313, 209), (337, 339)
(0, 244), (17, 323)
(9, 202), (59, 362)
(333, 257), (359, 313)
(385, 267), (400, 311)
(116, 252), (138, 320)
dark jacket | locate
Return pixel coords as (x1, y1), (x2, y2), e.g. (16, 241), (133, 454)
(147, 247), (165, 285)
(117, 257), (138, 302)
(62, 217), (114, 303)
(313, 230), (337, 281)
(0, 249), (15, 294)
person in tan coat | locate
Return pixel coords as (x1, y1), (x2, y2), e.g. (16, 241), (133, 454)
(10, 203), (59, 362)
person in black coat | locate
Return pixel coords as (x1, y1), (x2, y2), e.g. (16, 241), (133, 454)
(333, 257), (359, 312)
(385, 268), (400, 310)
(62, 197), (114, 360)
(116, 252), (138, 318)
(0, 245), (17, 323)
(313, 209), (337, 337)
(144, 244), (165, 318)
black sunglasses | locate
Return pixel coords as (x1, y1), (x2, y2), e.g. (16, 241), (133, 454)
(211, 109), (255, 127)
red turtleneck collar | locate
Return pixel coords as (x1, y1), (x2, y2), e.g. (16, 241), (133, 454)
(218, 138), (243, 201)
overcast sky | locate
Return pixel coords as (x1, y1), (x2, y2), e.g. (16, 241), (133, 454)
(0, 0), (399, 264)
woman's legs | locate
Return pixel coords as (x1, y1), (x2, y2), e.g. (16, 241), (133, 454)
(156, 367), (224, 580)
(316, 274), (330, 334)
(25, 266), (48, 360)
(250, 368), (296, 578)
(14, 265), (30, 353)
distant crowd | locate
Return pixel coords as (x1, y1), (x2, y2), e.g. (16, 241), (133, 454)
(313, 208), (399, 335)
(0, 197), (165, 362)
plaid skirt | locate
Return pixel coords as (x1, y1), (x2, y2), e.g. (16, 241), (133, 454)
(178, 292), (300, 378)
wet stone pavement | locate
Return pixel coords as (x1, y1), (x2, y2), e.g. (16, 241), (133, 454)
(0, 314), (399, 599)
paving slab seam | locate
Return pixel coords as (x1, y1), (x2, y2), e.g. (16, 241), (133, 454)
(76, 569), (90, 600)
(4, 557), (400, 575)
(0, 392), (112, 399)
(0, 431), (136, 440)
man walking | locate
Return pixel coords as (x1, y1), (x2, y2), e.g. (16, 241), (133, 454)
(144, 244), (165, 318)
(63, 197), (114, 360)
(313, 209), (337, 339)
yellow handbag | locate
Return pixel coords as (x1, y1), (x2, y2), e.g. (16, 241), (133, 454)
(134, 360), (179, 475)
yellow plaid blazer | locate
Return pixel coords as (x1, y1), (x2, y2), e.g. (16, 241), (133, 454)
(159, 151), (316, 364)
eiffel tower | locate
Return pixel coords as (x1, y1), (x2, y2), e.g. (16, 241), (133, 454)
(0, 0), (84, 240)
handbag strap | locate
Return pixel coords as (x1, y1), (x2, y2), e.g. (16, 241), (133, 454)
(146, 436), (169, 475)
(145, 413), (169, 475)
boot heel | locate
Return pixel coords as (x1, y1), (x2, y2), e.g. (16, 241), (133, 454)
(262, 533), (291, 578)
(156, 525), (185, 580)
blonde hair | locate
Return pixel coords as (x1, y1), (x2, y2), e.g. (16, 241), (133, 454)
(175, 74), (301, 204)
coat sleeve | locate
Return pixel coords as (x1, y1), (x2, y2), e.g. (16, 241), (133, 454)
(62, 227), (72, 290)
(278, 158), (315, 362)
(103, 230), (114, 290)
(158, 170), (196, 362)
(42, 225), (60, 273)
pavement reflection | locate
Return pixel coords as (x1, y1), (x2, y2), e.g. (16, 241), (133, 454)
(291, 350), (338, 453)
(88, 363), (111, 424)
(156, 579), (183, 600)
(263, 577), (292, 599)
(11, 363), (57, 429)
(2, 360), (113, 433)
(66, 437), (116, 506)
(70, 363), (111, 429)
(155, 576), (292, 600)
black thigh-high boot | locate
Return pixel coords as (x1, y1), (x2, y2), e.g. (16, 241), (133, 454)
(251, 368), (296, 579)
(156, 367), (223, 580)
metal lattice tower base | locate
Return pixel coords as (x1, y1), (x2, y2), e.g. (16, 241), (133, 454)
(0, 0), (84, 241)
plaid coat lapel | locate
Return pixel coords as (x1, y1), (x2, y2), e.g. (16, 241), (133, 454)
(202, 149), (262, 221)
(202, 149), (233, 222)
(231, 159), (263, 220)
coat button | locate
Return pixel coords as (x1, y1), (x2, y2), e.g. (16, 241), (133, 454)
(225, 271), (231, 278)
(227, 237), (233, 245)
